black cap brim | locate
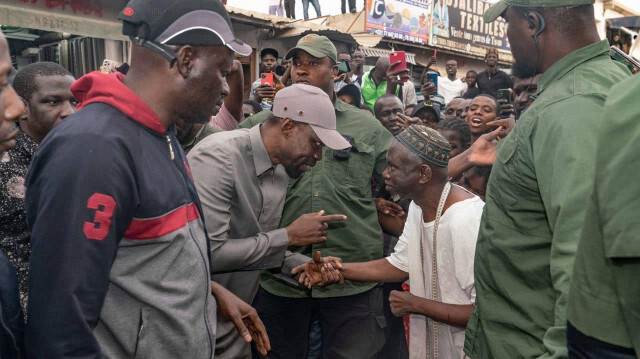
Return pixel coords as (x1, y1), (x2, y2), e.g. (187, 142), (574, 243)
(154, 9), (252, 56)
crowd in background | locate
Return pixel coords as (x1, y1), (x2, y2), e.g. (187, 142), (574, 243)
(268, 0), (359, 19)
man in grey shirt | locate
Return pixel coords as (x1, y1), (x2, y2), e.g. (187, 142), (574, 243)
(188, 84), (350, 359)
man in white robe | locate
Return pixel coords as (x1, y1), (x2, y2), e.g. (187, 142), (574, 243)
(293, 125), (484, 358)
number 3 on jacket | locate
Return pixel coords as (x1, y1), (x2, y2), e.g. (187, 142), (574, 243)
(83, 193), (116, 241)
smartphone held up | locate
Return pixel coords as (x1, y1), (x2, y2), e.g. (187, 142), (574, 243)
(261, 73), (275, 88)
(390, 51), (408, 82)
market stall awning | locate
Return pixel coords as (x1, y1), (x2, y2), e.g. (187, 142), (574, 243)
(0, 1), (128, 41)
(607, 16), (640, 29)
(361, 47), (416, 65)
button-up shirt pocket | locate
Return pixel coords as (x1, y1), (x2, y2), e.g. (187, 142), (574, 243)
(490, 136), (519, 207)
(330, 140), (375, 191)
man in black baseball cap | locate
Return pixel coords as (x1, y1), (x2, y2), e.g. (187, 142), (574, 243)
(25, 1), (269, 358)
(411, 101), (441, 128)
(251, 48), (280, 105)
(119, 0), (251, 63)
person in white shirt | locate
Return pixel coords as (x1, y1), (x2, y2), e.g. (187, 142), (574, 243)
(268, 0), (283, 16)
(439, 59), (467, 104)
(349, 50), (366, 88)
(293, 125), (483, 359)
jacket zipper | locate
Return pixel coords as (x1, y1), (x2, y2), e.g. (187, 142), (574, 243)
(166, 134), (214, 358)
(166, 135), (175, 160)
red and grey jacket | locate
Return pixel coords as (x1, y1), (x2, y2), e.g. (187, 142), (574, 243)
(24, 72), (216, 358)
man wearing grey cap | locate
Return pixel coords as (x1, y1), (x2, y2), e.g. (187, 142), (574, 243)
(240, 34), (394, 359)
(24, 0), (269, 358)
(464, 1), (631, 358)
(188, 84), (349, 359)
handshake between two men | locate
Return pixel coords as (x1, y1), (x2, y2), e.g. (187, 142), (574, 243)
(291, 251), (425, 319)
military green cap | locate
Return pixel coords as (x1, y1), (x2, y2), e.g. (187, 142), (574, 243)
(484, 0), (595, 23)
(284, 34), (337, 63)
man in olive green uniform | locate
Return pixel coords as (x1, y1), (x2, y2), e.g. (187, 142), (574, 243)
(566, 75), (640, 358)
(239, 34), (393, 358)
(463, 1), (631, 358)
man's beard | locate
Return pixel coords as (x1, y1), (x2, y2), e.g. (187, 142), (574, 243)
(284, 164), (302, 179)
(515, 103), (524, 120)
(512, 60), (538, 79)
(181, 114), (211, 125)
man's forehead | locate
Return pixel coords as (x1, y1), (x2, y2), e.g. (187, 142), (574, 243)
(34, 74), (74, 88)
(388, 140), (404, 157)
(381, 97), (402, 108)
(447, 99), (462, 108)
(472, 97), (495, 107)
(389, 140), (417, 166)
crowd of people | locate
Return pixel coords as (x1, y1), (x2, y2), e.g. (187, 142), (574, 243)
(268, 0), (358, 19)
(0, 0), (638, 358)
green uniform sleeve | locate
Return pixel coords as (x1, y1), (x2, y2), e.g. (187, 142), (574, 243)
(371, 125), (393, 186)
(595, 79), (640, 352)
(238, 110), (271, 129)
(530, 96), (603, 359)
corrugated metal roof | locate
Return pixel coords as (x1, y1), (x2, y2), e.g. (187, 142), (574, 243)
(361, 47), (416, 65)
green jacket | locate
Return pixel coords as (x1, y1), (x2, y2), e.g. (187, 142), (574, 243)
(361, 70), (399, 110)
(183, 124), (222, 154)
(567, 73), (640, 354)
(239, 99), (394, 298)
(464, 40), (631, 359)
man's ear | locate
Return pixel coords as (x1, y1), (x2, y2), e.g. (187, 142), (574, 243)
(331, 63), (339, 79)
(18, 98), (29, 122)
(281, 117), (295, 139)
(174, 45), (195, 79)
(418, 164), (432, 184)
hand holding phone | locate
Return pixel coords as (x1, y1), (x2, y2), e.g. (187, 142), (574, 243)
(100, 59), (119, 74)
(390, 51), (407, 72)
(497, 88), (514, 118)
(389, 51), (410, 84)
(255, 73), (276, 102)
(337, 61), (351, 76)
(260, 73), (274, 88)
(426, 72), (438, 92)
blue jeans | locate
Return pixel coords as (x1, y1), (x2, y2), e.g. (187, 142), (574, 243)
(306, 317), (322, 359)
(301, 0), (321, 20)
(567, 321), (637, 359)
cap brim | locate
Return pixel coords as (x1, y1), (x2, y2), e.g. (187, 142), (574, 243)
(411, 104), (427, 117)
(153, 9), (253, 56)
(284, 46), (327, 60)
(483, 0), (508, 23)
(412, 105), (439, 119)
(310, 125), (351, 150)
(228, 39), (252, 57)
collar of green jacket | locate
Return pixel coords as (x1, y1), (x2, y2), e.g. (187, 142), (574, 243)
(334, 97), (353, 112)
(537, 40), (610, 96)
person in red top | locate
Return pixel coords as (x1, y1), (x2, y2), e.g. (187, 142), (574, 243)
(24, 0), (270, 358)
